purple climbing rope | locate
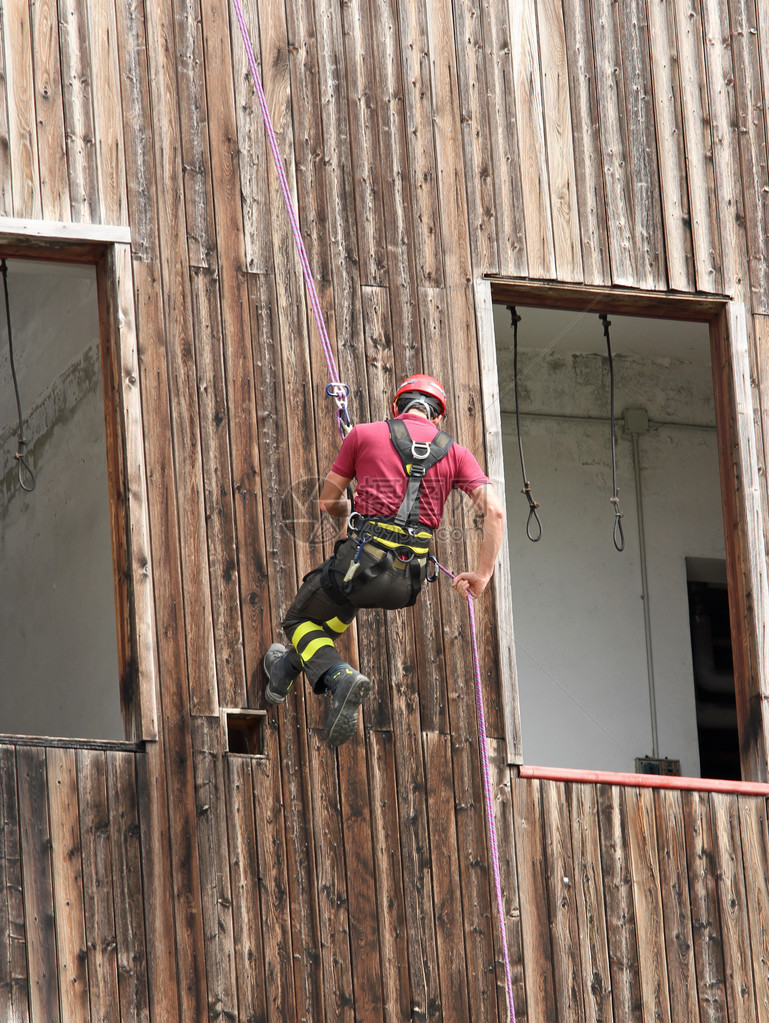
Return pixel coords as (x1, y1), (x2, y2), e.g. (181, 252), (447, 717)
(229, 0), (351, 436)
(435, 561), (516, 1023)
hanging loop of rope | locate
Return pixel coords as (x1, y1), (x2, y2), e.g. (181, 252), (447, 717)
(600, 313), (623, 552)
(432, 558), (516, 1022)
(509, 306), (541, 542)
(230, 0), (351, 438)
(1, 259), (35, 492)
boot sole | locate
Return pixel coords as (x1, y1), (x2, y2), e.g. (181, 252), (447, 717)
(325, 675), (372, 747)
(263, 644), (290, 705)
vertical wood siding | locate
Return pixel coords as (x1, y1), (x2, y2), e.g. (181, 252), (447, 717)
(1, 0), (769, 1018)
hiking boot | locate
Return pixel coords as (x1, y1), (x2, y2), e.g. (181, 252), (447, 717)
(323, 664), (372, 747)
(264, 643), (301, 705)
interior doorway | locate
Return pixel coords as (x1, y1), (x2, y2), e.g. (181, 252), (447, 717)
(492, 300), (729, 777)
(0, 258), (122, 740)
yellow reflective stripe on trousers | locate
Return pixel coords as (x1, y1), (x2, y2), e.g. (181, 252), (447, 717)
(325, 616), (350, 634)
(300, 635), (335, 664)
(290, 620), (321, 646)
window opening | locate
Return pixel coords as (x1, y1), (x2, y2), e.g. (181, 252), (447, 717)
(224, 709), (267, 756)
(0, 258), (122, 740)
(494, 302), (725, 778)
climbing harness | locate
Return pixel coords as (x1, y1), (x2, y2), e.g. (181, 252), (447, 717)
(508, 306), (541, 542)
(387, 418), (454, 529)
(230, 8), (515, 1020)
(230, 0), (351, 438)
(600, 314), (624, 552)
(434, 558), (516, 1023)
(1, 260), (35, 492)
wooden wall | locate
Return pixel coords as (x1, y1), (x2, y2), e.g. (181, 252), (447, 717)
(1, 0), (769, 1018)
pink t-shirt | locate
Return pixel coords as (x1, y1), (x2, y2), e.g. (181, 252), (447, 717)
(330, 413), (490, 529)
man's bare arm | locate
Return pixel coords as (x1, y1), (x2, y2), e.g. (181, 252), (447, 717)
(319, 471), (353, 518)
(451, 484), (505, 598)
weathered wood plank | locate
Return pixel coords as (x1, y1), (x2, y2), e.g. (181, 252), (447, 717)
(29, 0), (68, 222)
(57, 0), (98, 223)
(99, 242), (159, 742)
(252, 751), (299, 1021)
(338, 738), (385, 1021)
(536, 0), (583, 283)
(2, 0), (40, 218)
(645, 0), (695, 291)
(391, 683), (442, 1021)
(0, 746), (28, 1023)
(653, 788), (699, 1023)
(513, 777), (557, 1022)
(597, 784), (642, 1021)
(308, 0), (371, 440)
(474, 279), (521, 762)
(396, 0), (444, 288)
(710, 793), (756, 1021)
(340, 0), (388, 287)
(106, 752), (150, 1023)
(190, 267), (247, 709)
(617, 0), (667, 289)
(275, 699), (327, 1020)
(625, 787), (671, 1023)
(682, 790), (727, 1023)
(77, 750), (121, 1022)
(490, 743), (526, 1023)
(85, 0), (128, 225)
(737, 796), (769, 1017)
(569, 784), (613, 1023)
(133, 252), (202, 1022)
(560, 0), (611, 286)
(199, 0), (276, 699)
(192, 726), (239, 1023)
(367, 731), (412, 1022)
(507, 0), (555, 280)
(144, 0), (218, 718)
(113, 0), (157, 261)
(589, 1), (636, 286)
(671, 0), (721, 294)
(424, 732), (472, 1021)
(542, 780), (585, 1021)
(368, 0), (422, 358)
(46, 748), (90, 1023)
(175, 0), (216, 268)
(16, 746), (59, 1022)
(451, 0), (498, 274)
(479, 0), (527, 277)
(225, 757), (268, 1023)
(728, 0), (769, 312)
(700, 0), (750, 301)
(307, 733), (355, 1021)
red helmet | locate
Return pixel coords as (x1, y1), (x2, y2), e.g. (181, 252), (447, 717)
(392, 374), (447, 417)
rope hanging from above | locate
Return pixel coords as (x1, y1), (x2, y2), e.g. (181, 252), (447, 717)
(600, 313), (624, 552)
(1, 259), (35, 492)
(229, 0), (352, 437)
(508, 305), (541, 542)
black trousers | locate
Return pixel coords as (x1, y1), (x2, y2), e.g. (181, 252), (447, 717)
(281, 535), (426, 691)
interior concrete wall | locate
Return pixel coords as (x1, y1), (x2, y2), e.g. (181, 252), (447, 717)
(0, 260), (122, 740)
(496, 311), (722, 776)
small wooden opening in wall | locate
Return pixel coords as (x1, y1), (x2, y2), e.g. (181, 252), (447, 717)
(224, 709), (268, 756)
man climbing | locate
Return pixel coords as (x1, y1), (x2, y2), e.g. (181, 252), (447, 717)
(263, 374), (506, 747)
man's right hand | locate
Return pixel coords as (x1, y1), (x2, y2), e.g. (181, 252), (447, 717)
(451, 570), (490, 599)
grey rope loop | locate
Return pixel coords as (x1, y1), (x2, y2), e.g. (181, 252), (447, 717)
(600, 313), (623, 551)
(509, 305), (542, 542)
(1, 260), (35, 492)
